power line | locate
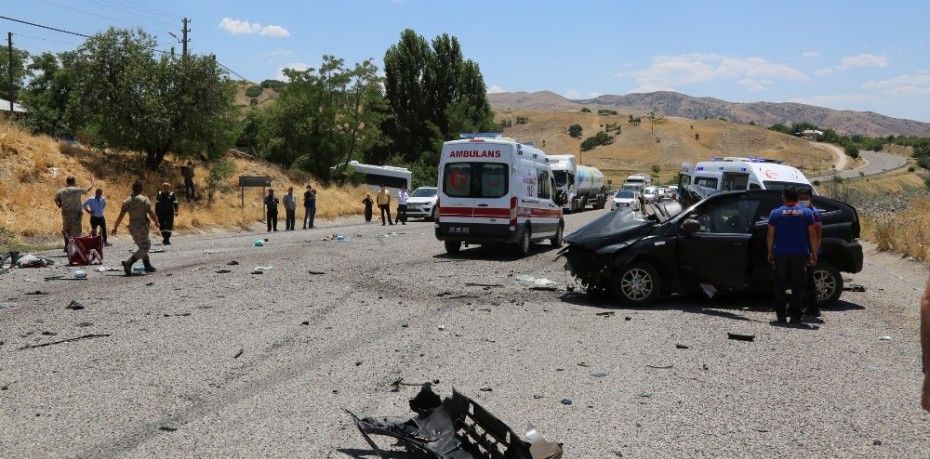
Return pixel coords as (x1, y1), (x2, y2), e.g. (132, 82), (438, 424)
(79, 0), (180, 24)
(34, 0), (145, 29)
(115, 0), (182, 20)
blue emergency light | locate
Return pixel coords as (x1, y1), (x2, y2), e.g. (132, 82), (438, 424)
(459, 132), (502, 139)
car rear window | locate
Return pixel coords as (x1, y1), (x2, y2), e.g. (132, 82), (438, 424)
(443, 162), (509, 198)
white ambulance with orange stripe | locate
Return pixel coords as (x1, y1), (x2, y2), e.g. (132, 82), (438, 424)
(435, 134), (564, 256)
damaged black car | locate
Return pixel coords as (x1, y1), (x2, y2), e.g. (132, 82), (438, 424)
(561, 189), (863, 306)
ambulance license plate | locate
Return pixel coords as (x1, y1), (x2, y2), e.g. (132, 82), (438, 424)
(448, 225), (470, 234)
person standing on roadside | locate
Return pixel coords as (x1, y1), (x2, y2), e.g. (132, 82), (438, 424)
(767, 186), (818, 325)
(111, 180), (159, 276)
(181, 161), (196, 200)
(303, 185), (316, 229)
(155, 182), (179, 245)
(798, 187), (824, 319)
(264, 189), (279, 232)
(397, 187), (409, 225)
(361, 193), (374, 223)
(56, 176), (95, 252)
(921, 273), (930, 412)
(83, 188), (110, 246)
(283, 187), (297, 231)
(376, 185), (393, 226)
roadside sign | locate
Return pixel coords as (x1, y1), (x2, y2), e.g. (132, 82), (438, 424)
(239, 176), (272, 187)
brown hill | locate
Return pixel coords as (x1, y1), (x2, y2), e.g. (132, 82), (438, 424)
(494, 111), (836, 185)
(489, 91), (930, 137)
(234, 82), (279, 110)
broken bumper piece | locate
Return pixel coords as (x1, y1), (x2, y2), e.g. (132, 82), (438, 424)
(346, 384), (563, 459)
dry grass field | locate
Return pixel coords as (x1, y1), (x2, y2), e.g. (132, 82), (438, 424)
(497, 110), (836, 184)
(0, 119), (367, 249)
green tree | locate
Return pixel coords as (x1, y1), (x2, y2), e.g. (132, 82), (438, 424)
(568, 124), (583, 138)
(0, 45), (29, 102)
(257, 56), (387, 181)
(21, 52), (76, 137)
(67, 28), (237, 170)
(844, 143), (860, 158)
(382, 29), (494, 181)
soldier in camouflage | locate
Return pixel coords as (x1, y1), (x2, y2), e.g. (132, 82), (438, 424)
(111, 181), (160, 276)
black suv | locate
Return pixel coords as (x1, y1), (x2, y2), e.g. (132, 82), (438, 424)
(561, 190), (863, 306)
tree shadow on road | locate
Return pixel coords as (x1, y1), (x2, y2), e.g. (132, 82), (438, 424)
(432, 242), (561, 262)
(559, 290), (865, 323)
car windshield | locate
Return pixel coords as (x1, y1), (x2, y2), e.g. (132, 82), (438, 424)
(442, 162), (509, 198)
(410, 188), (437, 197)
(615, 190), (634, 199)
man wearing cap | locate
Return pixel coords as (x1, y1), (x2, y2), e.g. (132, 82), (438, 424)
(155, 182), (179, 245)
(112, 180), (160, 275)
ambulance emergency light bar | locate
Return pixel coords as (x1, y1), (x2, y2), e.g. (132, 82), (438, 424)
(709, 156), (783, 164)
(459, 132), (503, 139)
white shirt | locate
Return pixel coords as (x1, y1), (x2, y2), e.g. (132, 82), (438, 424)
(398, 190), (409, 205)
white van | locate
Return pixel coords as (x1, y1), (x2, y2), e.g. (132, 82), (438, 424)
(435, 134), (564, 256)
(679, 157), (812, 193)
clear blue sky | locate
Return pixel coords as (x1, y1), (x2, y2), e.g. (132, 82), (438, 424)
(5, 0), (930, 121)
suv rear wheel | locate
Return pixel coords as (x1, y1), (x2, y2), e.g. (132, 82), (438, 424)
(550, 222), (563, 247)
(444, 240), (461, 254)
(610, 261), (661, 306)
(813, 262), (843, 307)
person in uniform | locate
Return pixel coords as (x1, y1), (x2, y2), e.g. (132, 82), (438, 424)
(361, 193), (373, 223)
(303, 185), (317, 229)
(283, 187), (297, 231)
(397, 187), (409, 225)
(155, 182), (179, 245)
(111, 180), (160, 276)
(83, 188), (109, 246)
(55, 176), (95, 251)
(798, 187), (824, 320)
(766, 186), (818, 325)
(264, 189), (279, 232)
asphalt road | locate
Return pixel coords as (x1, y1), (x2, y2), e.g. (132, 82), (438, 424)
(813, 150), (909, 182)
(1, 210), (929, 457)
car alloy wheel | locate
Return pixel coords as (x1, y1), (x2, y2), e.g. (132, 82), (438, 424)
(620, 267), (653, 301)
(812, 262), (843, 306)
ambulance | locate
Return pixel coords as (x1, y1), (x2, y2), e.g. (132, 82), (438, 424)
(678, 157), (812, 193)
(435, 134), (564, 256)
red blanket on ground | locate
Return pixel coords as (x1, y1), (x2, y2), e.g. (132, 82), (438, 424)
(66, 235), (103, 265)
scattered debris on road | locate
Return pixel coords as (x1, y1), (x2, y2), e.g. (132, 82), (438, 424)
(560, 398), (572, 405)
(646, 364), (673, 369)
(25, 290), (47, 296)
(72, 270), (87, 279)
(465, 282), (502, 288)
(347, 384), (563, 459)
(233, 348), (244, 359)
(879, 335), (892, 341)
(254, 239), (265, 247)
(675, 344), (690, 349)
(95, 266), (120, 272)
(159, 426), (177, 432)
(308, 270), (326, 275)
(727, 333), (755, 342)
(227, 261), (239, 266)
(66, 301), (86, 310)
(215, 269), (232, 274)
(595, 311), (615, 317)
(844, 284), (866, 292)
(18, 333), (110, 350)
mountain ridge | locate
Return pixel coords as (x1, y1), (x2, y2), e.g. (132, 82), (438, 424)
(489, 90), (930, 137)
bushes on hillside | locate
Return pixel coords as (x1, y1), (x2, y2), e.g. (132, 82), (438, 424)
(516, 116), (529, 125)
(844, 144), (860, 158)
(245, 85), (263, 98)
(580, 107), (591, 113)
(580, 131), (613, 151)
(568, 124), (582, 138)
(598, 109), (618, 116)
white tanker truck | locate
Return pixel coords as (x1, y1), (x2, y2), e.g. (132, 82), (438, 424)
(548, 154), (609, 212)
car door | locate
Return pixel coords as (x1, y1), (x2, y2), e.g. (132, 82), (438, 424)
(747, 193), (784, 287)
(677, 196), (761, 289)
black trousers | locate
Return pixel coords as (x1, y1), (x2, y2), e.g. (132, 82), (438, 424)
(158, 214), (174, 244)
(184, 178), (195, 200)
(805, 264), (819, 315)
(379, 204), (392, 225)
(773, 255), (808, 319)
(285, 209), (296, 230)
(89, 215), (107, 244)
(267, 211), (278, 231)
(397, 204), (408, 223)
(304, 206), (315, 228)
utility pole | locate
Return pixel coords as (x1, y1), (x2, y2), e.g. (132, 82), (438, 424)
(181, 17), (190, 58)
(7, 32), (13, 114)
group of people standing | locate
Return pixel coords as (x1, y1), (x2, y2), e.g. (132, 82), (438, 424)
(264, 185), (316, 232)
(361, 185), (408, 226)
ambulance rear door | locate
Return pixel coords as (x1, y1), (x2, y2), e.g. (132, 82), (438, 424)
(438, 141), (514, 235)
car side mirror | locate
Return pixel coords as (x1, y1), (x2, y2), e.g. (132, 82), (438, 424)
(681, 218), (701, 235)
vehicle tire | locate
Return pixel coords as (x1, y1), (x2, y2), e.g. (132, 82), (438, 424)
(444, 240), (461, 254)
(514, 226), (531, 257)
(550, 222), (564, 247)
(609, 261), (661, 306)
(812, 262), (843, 307)
(428, 208), (436, 222)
